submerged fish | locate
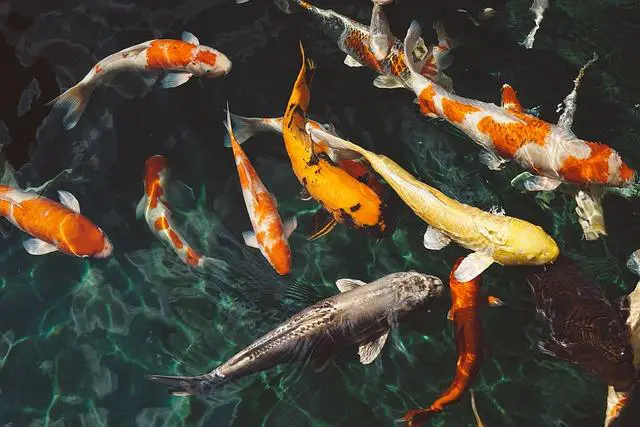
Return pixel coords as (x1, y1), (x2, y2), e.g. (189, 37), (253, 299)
(225, 108), (297, 275)
(279, 44), (392, 240)
(223, 113), (387, 198)
(402, 21), (635, 192)
(136, 155), (226, 270)
(307, 126), (559, 282)
(527, 256), (635, 392)
(0, 185), (112, 258)
(403, 257), (502, 426)
(47, 31), (231, 129)
(275, 0), (454, 91)
(147, 270), (444, 395)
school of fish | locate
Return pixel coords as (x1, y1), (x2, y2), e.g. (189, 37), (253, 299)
(2, 0), (638, 426)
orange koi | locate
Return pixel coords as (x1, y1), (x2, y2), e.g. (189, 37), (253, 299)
(403, 257), (502, 426)
(225, 108), (297, 275)
(281, 43), (391, 239)
(0, 185), (112, 258)
(137, 155), (226, 270)
(47, 31), (231, 130)
(402, 21), (635, 190)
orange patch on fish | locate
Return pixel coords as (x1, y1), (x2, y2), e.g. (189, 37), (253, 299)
(609, 395), (629, 419)
(194, 50), (217, 66)
(146, 40), (194, 69)
(418, 86), (438, 116)
(476, 113), (551, 158)
(154, 217), (169, 231)
(343, 31), (382, 72)
(441, 98), (480, 124)
(501, 85), (522, 111)
(185, 247), (201, 266)
(168, 230), (184, 249)
(557, 142), (612, 184)
(266, 238), (291, 275)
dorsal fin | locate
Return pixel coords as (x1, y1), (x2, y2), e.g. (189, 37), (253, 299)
(181, 31), (200, 46)
(501, 84), (523, 112)
(335, 278), (367, 293)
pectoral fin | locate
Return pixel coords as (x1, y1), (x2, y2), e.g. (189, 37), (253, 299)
(344, 55), (364, 68)
(511, 172), (562, 192)
(423, 226), (451, 250)
(181, 31), (200, 45)
(479, 150), (508, 171)
(335, 278), (367, 293)
(299, 187), (312, 201)
(486, 296), (504, 307)
(307, 210), (337, 241)
(160, 72), (193, 89)
(242, 231), (259, 249)
(23, 238), (58, 255)
(283, 217), (298, 238)
(136, 195), (147, 220)
(454, 252), (494, 282)
(57, 190), (80, 213)
(358, 330), (389, 364)
(373, 75), (404, 89)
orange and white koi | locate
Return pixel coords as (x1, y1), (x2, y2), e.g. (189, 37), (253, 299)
(0, 185), (112, 258)
(48, 31), (231, 130)
(276, 0), (454, 91)
(225, 108), (297, 275)
(403, 257), (502, 426)
(223, 113), (386, 197)
(137, 155), (225, 270)
(402, 21), (635, 192)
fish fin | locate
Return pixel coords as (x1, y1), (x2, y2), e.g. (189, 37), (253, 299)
(605, 386), (631, 427)
(373, 75), (404, 89)
(24, 168), (73, 195)
(23, 238), (58, 255)
(165, 179), (196, 208)
(311, 348), (333, 373)
(335, 278), (367, 293)
(136, 194), (147, 219)
(147, 372), (224, 396)
(160, 72), (192, 89)
(273, 0), (295, 14)
(454, 252), (494, 282)
(236, 0), (250, 3)
(344, 55), (364, 68)
(181, 31), (200, 45)
(299, 187), (312, 201)
(401, 408), (437, 426)
(242, 231), (260, 249)
(511, 172), (562, 192)
(624, 280), (640, 331)
(223, 113), (280, 147)
(57, 190), (81, 213)
(283, 217), (298, 238)
(321, 122), (338, 135)
(447, 309), (453, 321)
(479, 150), (509, 171)
(423, 226), (451, 250)
(307, 211), (337, 241)
(141, 73), (161, 87)
(46, 80), (98, 130)
(627, 250), (640, 277)
(487, 295), (505, 307)
(0, 161), (19, 188)
(575, 189), (606, 241)
(0, 189), (34, 207)
(369, 3), (392, 61)
(199, 256), (230, 271)
(358, 330), (389, 364)
(305, 125), (363, 158)
(557, 52), (598, 130)
(501, 84), (524, 112)
(403, 21), (429, 84)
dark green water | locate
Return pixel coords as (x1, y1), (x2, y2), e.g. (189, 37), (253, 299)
(1, 0), (640, 426)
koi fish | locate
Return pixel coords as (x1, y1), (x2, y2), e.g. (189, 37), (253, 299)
(222, 113), (387, 197)
(136, 155), (226, 270)
(280, 44), (391, 240)
(369, 1), (393, 61)
(403, 257), (502, 426)
(275, 0), (454, 91)
(0, 185), (112, 257)
(402, 21), (635, 192)
(47, 31), (231, 129)
(225, 108), (297, 275)
(527, 256), (635, 393)
(147, 271), (443, 395)
(605, 253), (640, 426)
(307, 126), (559, 281)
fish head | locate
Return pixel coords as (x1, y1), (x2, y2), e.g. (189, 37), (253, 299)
(189, 46), (232, 77)
(390, 271), (444, 313)
(61, 216), (113, 258)
(145, 155), (168, 178)
(504, 221), (559, 266)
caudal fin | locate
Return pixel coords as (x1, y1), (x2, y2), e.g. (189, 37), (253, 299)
(46, 81), (97, 130)
(222, 112), (279, 147)
(147, 372), (225, 396)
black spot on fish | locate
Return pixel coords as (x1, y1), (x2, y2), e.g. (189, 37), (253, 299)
(302, 177), (307, 186)
(350, 203), (361, 212)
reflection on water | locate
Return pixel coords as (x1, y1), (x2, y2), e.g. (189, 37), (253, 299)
(1, 0), (640, 426)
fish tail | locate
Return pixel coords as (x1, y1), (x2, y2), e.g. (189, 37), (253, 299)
(626, 249), (640, 277)
(222, 113), (275, 147)
(46, 77), (97, 130)
(147, 372), (226, 396)
(200, 256), (230, 271)
(400, 408), (438, 427)
(402, 20), (434, 93)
